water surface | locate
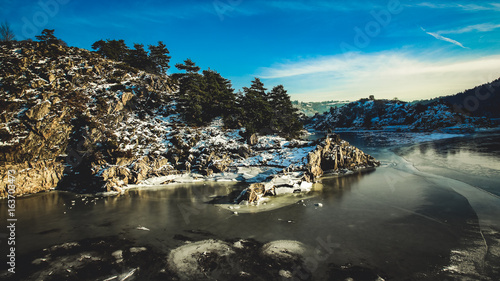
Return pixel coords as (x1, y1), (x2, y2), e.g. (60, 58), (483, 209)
(1, 132), (500, 280)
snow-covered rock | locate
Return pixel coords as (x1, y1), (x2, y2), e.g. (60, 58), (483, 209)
(310, 99), (494, 132)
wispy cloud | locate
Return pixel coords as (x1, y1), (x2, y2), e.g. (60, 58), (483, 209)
(414, 2), (500, 11)
(421, 27), (468, 49)
(258, 52), (500, 101)
(437, 23), (500, 34)
(264, 0), (377, 12)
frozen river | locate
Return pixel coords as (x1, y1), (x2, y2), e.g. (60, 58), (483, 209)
(1, 131), (499, 280)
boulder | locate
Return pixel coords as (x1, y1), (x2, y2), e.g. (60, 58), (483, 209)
(25, 101), (51, 120)
(248, 183), (266, 203)
(235, 183), (272, 204)
(211, 154), (232, 173)
(306, 134), (379, 181)
(248, 133), (258, 145)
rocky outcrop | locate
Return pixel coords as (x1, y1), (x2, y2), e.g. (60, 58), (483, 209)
(98, 156), (176, 191)
(0, 160), (64, 197)
(234, 183), (271, 204)
(0, 41), (177, 196)
(306, 134), (379, 179)
(231, 134), (379, 205)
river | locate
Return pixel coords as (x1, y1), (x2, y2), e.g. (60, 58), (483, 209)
(1, 131), (499, 280)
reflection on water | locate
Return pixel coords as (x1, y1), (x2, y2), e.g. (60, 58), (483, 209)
(396, 132), (500, 197)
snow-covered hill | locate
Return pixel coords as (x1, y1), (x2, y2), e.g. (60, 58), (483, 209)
(0, 41), (379, 197)
(292, 100), (350, 116)
(310, 98), (494, 132)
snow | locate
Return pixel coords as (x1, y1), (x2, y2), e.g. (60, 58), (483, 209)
(313, 99), (495, 132)
(235, 146), (314, 169)
(262, 240), (309, 259)
(168, 240), (235, 280)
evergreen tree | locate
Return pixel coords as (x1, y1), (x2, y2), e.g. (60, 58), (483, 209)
(91, 39), (172, 75)
(91, 39), (129, 61)
(175, 58), (201, 73)
(173, 59), (205, 125)
(268, 85), (303, 138)
(202, 69), (237, 126)
(91, 39), (107, 56)
(148, 41), (171, 74)
(241, 78), (272, 135)
(35, 29), (59, 45)
(247, 77), (267, 97)
(127, 43), (154, 71)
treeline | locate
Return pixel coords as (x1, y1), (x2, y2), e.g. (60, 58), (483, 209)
(88, 36), (303, 138)
(173, 59), (303, 139)
(7, 27), (303, 138)
(91, 39), (171, 75)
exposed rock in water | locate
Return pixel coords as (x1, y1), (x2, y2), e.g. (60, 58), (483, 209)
(306, 134), (380, 180)
(233, 134), (379, 205)
(7, 236), (313, 281)
(235, 183), (273, 204)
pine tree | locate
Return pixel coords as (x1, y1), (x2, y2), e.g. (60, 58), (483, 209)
(35, 29), (58, 45)
(91, 39), (129, 61)
(247, 77), (267, 97)
(241, 78), (272, 135)
(173, 59), (206, 125)
(91, 39), (106, 55)
(202, 69), (237, 125)
(148, 41), (171, 75)
(268, 85), (303, 138)
(127, 43), (154, 71)
(175, 58), (201, 73)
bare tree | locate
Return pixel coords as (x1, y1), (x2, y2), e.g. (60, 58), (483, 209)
(0, 21), (16, 42)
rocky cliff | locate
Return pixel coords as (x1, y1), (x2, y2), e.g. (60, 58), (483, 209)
(0, 41), (379, 198)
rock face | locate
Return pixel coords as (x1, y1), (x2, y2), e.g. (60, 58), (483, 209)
(1, 161), (65, 196)
(0, 41), (380, 198)
(0, 41), (176, 196)
(306, 134), (379, 179)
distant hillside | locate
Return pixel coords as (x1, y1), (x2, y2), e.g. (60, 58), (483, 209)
(433, 78), (500, 118)
(310, 96), (496, 132)
(292, 100), (350, 116)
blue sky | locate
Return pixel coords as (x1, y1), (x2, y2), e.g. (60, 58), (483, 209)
(2, 0), (500, 101)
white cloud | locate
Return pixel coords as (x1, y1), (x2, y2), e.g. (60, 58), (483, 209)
(258, 52), (500, 101)
(421, 27), (468, 48)
(414, 2), (500, 11)
(438, 23), (500, 34)
(264, 1), (377, 12)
